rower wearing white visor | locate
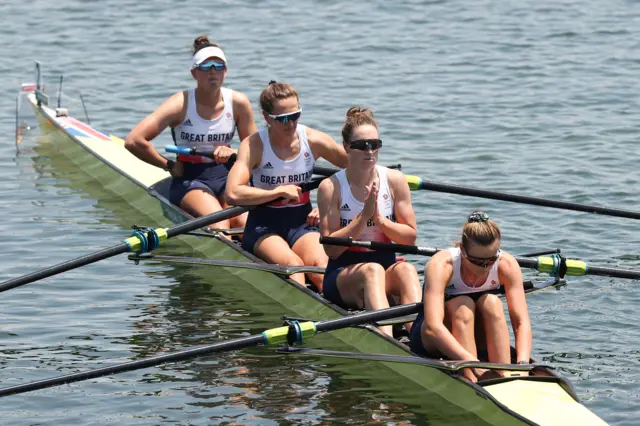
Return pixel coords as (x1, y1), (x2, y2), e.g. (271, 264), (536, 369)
(317, 107), (421, 337)
(225, 81), (347, 291)
(125, 35), (256, 230)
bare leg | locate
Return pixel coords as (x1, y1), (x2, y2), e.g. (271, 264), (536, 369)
(336, 263), (392, 336)
(445, 297), (478, 358)
(475, 294), (511, 364)
(384, 262), (421, 332)
(291, 232), (328, 292)
(253, 234), (306, 286)
(445, 296), (478, 382)
(219, 196), (247, 229)
(180, 189), (230, 229)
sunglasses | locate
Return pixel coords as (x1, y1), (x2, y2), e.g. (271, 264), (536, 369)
(195, 60), (226, 72)
(463, 246), (500, 268)
(349, 139), (383, 151)
(267, 109), (302, 124)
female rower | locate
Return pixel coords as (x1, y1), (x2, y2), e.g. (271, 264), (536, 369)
(317, 107), (421, 337)
(125, 35), (256, 229)
(225, 81), (347, 290)
(409, 211), (531, 382)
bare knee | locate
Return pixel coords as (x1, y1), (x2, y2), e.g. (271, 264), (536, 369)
(476, 294), (504, 320)
(358, 262), (386, 280)
(447, 297), (476, 326)
(390, 261), (417, 276)
(285, 254), (305, 267)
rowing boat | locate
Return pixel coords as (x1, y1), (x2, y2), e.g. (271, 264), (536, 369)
(18, 63), (608, 425)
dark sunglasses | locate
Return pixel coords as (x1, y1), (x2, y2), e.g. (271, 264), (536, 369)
(267, 109), (302, 124)
(349, 139), (383, 151)
(463, 246), (500, 268)
(195, 60), (226, 72)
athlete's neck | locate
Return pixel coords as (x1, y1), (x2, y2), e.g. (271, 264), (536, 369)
(346, 162), (377, 189)
(268, 126), (299, 150)
(194, 86), (222, 104)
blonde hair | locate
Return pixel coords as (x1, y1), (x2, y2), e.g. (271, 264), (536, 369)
(260, 81), (299, 114)
(459, 211), (501, 248)
(341, 106), (378, 143)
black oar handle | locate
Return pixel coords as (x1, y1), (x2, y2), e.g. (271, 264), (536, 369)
(164, 146), (400, 178)
(320, 236), (439, 257)
(312, 163), (402, 177)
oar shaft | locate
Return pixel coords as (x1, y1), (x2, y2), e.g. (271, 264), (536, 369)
(320, 236), (439, 257)
(417, 179), (640, 220)
(0, 243), (129, 292)
(0, 334), (264, 397)
(166, 206), (251, 238)
(0, 303), (422, 397)
(578, 264), (640, 279)
(324, 237), (640, 280)
(311, 163), (401, 177)
(165, 146), (354, 179)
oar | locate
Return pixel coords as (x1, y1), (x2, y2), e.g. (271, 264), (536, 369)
(165, 145), (237, 164)
(277, 347), (545, 373)
(311, 163), (640, 220)
(374, 276), (565, 327)
(164, 146), (402, 178)
(0, 302), (421, 397)
(320, 237), (640, 280)
(128, 253), (326, 276)
(0, 179), (324, 293)
(406, 176), (640, 220)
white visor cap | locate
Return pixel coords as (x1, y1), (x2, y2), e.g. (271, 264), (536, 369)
(191, 46), (227, 69)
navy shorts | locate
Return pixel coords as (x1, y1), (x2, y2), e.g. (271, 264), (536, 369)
(241, 202), (318, 254)
(322, 250), (397, 309)
(409, 315), (429, 356)
(169, 162), (231, 206)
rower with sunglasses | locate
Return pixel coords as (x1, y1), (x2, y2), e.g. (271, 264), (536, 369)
(317, 107), (421, 337)
(225, 81), (347, 291)
(409, 211), (532, 383)
(125, 35), (256, 230)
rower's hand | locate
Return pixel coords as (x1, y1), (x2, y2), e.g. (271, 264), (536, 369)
(362, 181), (378, 220)
(213, 146), (236, 164)
(372, 196), (386, 227)
(307, 207), (320, 226)
(279, 185), (302, 202)
(169, 160), (184, 178)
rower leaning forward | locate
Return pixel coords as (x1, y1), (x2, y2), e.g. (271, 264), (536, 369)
(410, 212), (532, 382)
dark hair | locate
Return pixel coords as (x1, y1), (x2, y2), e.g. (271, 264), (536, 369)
(459, 211), (501, 248)
(192, 35), (222, 54)
(341, 106), (378, 143)
(259, 81), (299, 114)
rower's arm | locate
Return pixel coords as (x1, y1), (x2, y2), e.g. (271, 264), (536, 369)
(225, 135), (291, 206)
(307, 128), (348, 168)
(318, 177), (368, 258)
(423, 253), (479, 361)
(376, 169), (417, 245)
(500, 252), (532, 363)
(125, 91), (184, 170)
(232, 91), (257, 142)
